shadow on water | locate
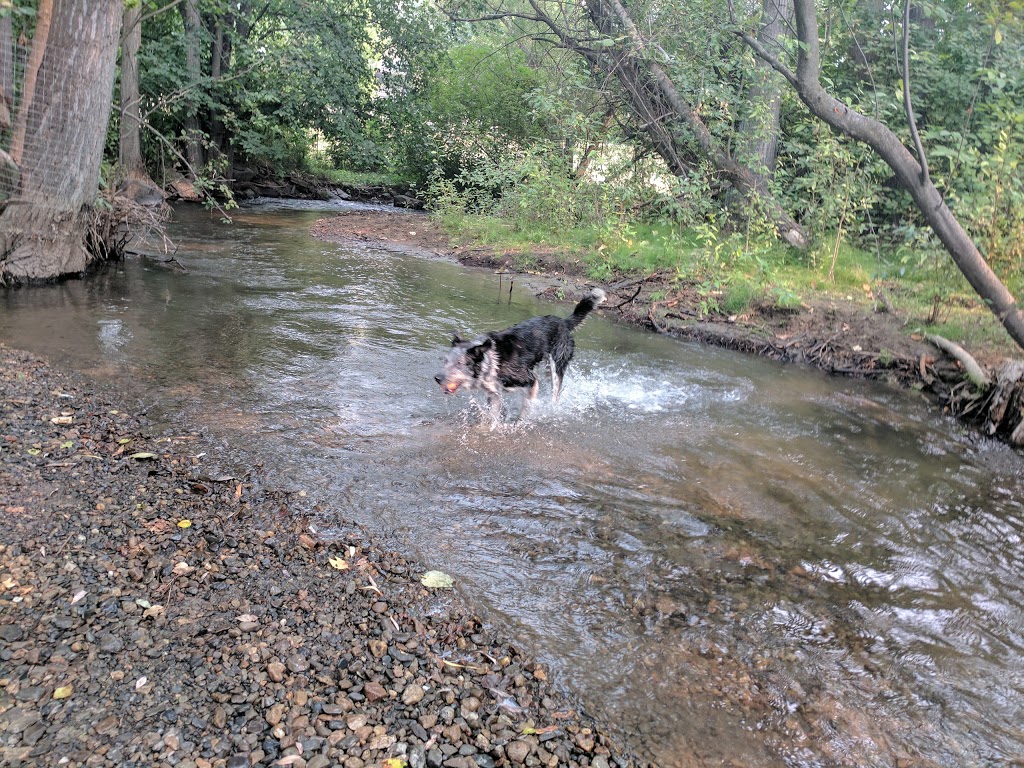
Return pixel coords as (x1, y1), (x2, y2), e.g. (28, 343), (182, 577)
(4, 200), (1024, 767)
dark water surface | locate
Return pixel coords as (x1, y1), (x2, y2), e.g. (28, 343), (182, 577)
(4, 201), (1024, 767)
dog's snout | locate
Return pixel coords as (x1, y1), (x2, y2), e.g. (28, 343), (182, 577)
(434, 374), (442, 385)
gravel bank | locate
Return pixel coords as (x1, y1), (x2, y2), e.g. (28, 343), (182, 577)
(0, 345), (641, 768)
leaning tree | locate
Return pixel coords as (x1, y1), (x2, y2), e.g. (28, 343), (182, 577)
(0, 0), (123, 283)
(733, 0), (1024, 354)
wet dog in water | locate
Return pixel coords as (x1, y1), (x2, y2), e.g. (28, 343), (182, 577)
(435, 288), (606, 423)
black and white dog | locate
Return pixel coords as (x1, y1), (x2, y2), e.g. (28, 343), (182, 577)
(435, 288), (606, 422)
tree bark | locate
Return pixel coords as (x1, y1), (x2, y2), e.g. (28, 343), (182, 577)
(119, 2), (147, 178)
(179, 0), (205, 173)
(737, 0), (792, 178)
(0, 0), (123, 282)
(736, 0), (1024, 352)
(9, 0), (54, 167)
(0, 13), (13, 131)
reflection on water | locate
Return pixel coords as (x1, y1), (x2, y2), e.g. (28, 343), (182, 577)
(4, 200), (1024, 767)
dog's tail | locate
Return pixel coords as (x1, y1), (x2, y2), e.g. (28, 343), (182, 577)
(564, 288), (606, 331)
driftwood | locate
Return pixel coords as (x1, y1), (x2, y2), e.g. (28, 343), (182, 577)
(926, 333), (991, 390)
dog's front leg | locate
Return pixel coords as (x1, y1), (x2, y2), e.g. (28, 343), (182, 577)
(516, 376), (539, 421)
(483, 386), (502, 430)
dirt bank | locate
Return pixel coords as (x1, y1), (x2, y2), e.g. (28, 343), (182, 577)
(0, 346), (641, 768)
(310, 210), (1024, 449)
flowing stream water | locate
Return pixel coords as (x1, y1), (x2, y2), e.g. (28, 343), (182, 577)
(3, 200), (1024, 767)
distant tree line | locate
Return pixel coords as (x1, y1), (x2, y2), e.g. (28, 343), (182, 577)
(0, 0), (1022, 349)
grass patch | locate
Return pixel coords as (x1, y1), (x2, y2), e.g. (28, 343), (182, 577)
(431, 209), (1021, 357)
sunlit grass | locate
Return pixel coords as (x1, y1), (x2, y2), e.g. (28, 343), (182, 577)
(433, 210), (1022, 357)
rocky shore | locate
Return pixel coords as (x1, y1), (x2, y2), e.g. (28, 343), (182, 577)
(0, 346), (639, 768)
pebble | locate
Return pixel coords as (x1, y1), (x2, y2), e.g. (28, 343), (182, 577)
(402, 684), (426, 705)
(267, 661), (286, 682)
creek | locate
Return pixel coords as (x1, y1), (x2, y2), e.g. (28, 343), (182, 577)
(3, 200), (1024, 767)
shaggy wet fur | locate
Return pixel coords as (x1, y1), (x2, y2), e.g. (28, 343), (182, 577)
(435, 288), (606, 423)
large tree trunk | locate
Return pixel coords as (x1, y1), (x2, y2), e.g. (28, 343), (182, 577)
(0, 13), (13, 132)
(0, 0), (123, 283)
(119, 2), (147, 178)
(179, 0), (205, 173)
(737, 0), (1024, 353)
(0, 13), (16, 197)
(737, 0), (792, 179)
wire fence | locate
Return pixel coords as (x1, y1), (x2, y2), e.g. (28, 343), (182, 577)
(1, 41), (107, 206)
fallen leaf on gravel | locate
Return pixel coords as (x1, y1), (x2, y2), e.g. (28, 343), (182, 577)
(328, 557), (349, 570)
(50, 415), (73, 425)
(129, 452), (157, 460)
(71, 590), (87, 604)
(521, 724), (559, 735)
(421, 570), (454, 588)
(117, 438), (132, 444)
(53, 686), (73, 699)
(135, 676), (148, 690)
(177, 519), (192, 529)
(26, 449), (41, 456)
(383, 759), (408, 768)
(143, 605), (165, 619)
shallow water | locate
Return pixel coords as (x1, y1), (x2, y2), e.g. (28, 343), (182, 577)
(4, 200), (1024, 766)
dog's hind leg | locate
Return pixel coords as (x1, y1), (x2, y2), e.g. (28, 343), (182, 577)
(547, 355), (562, 401)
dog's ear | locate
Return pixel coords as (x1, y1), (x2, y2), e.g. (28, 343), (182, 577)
(467, 337), (493, 361)
(451, 331), (465, 346)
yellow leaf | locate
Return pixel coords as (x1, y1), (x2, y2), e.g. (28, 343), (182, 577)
(328, 557), (349, 570)
(129, 452), (157, 460)
(421, 570), (454, 588)
(383, 760), (408, 768)
(53, 685), (73, 699)
(177, 519), (192, 529)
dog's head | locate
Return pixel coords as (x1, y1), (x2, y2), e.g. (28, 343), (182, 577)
(435, 333), (493, 394)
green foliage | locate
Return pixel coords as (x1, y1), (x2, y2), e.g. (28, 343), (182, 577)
(395, 40), (547, 187)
